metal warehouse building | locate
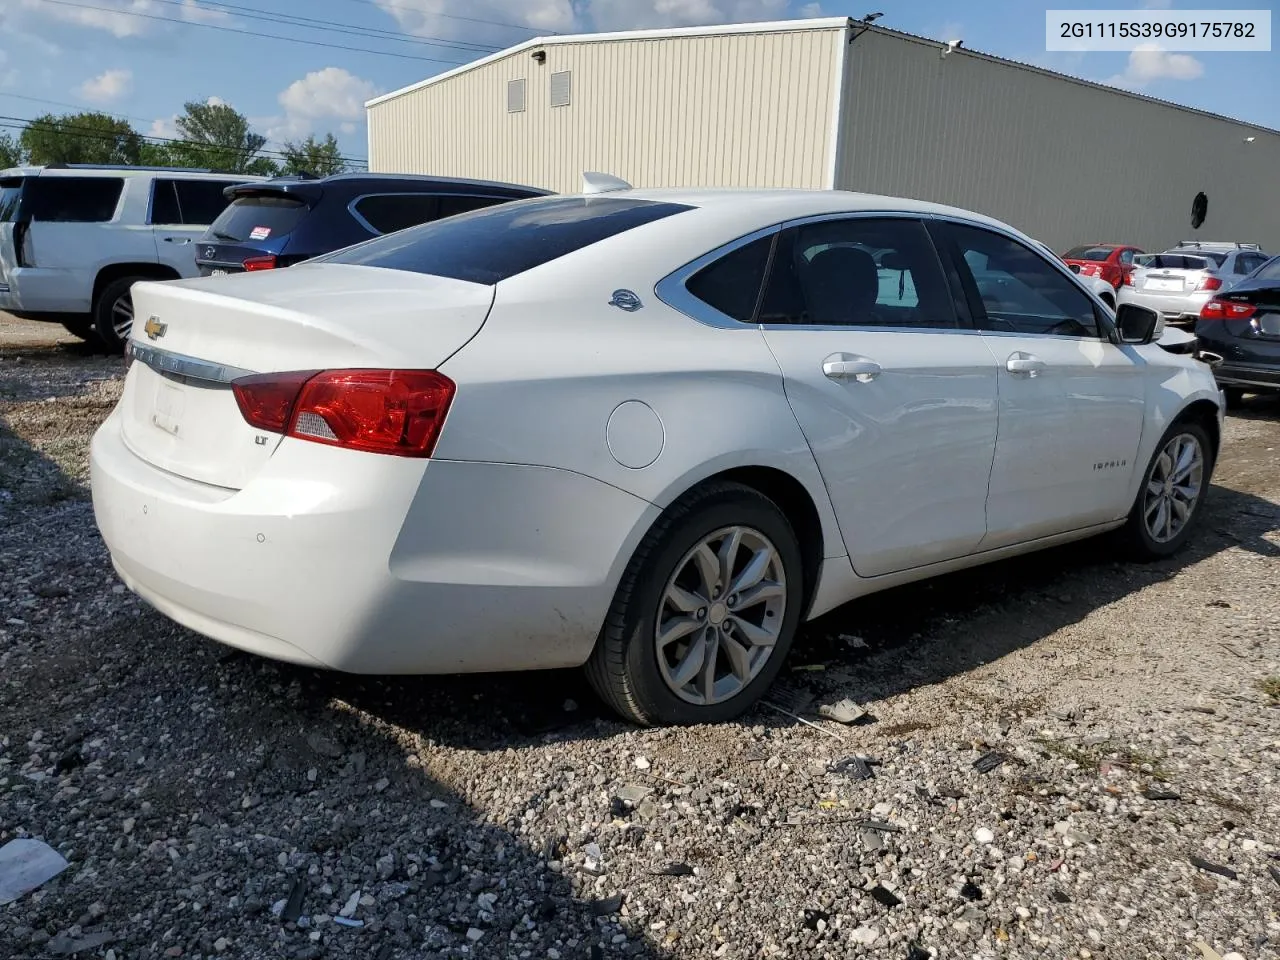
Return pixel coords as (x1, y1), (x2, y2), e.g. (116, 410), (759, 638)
(365, 18), (1280, 253)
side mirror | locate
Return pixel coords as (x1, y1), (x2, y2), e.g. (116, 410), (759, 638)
(1116, 303), (1160, 344)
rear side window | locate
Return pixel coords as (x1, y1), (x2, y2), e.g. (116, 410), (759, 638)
(25, 177), (123, 222)
(685, 235), (774, 322)
(352, 194), (440, 234)
(439, 194), (510, 218)
(175, 180), (238, 225)
(0, 178), (25, 222)
(322, 196), (692, 284)
(209, 193), (308, 242)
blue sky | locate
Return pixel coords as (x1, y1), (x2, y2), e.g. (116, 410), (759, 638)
(0, 0), (1274, 168)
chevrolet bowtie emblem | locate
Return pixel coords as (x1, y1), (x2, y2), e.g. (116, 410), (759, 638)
(144, 316), (167, 340)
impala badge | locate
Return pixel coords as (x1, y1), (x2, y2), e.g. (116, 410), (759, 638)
(608, 289), (643, 312)
(143, 316), (167, 340)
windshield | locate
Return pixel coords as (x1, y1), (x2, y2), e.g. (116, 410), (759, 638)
(320, 195), (693, 284)
(208, 193), (309, 242)
(1063, 246), (1114, 261)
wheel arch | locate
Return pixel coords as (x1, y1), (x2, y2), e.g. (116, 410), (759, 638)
(1174, 398), (1222, 463)
(92, 262), (182, 312)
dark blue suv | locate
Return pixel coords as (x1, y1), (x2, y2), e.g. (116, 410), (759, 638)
(195, 173), (550, 276)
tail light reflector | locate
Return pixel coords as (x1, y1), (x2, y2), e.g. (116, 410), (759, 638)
(1195, 275), (1222, 292)
(232, 369), (456, 458)
(243, 254), (278, 272)
(1199, 299), (1256, 321)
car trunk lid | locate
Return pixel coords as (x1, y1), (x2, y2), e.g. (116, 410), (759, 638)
(1132, 254), (1218, 294)
(119, 263), (494, 489)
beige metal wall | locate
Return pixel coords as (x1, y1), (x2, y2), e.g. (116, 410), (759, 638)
(834, 29), (1280, 253)
(368, 26), (842, 193)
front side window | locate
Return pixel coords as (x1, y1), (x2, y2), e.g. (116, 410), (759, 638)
(26, 177), (123, 222)
(757, 217), (959, 328)
(175, 180), (238, 225)
(938, 222), (1101, 338)
(322, 196), (692, 284)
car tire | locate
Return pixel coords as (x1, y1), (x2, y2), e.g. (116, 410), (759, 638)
(1120, 419), (1214, 561)
(92, 277), (144, 354)
(1222, 387), (1245, 410)
(585, 481), (806, 726)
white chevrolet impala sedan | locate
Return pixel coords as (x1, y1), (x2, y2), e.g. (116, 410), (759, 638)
(90, 183), (1225, 725)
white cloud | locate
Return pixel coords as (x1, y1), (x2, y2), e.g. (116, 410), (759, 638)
(16, 0), (228, 39)
(1104, 43), (1204, 89)
(78, 67), (132, 103)
(264, 67), (379, 143)
(798, 2), (822, 16)
(149, 115), (178, 139)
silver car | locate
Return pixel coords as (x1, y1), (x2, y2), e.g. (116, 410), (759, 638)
(1118, 242), (1270, 326)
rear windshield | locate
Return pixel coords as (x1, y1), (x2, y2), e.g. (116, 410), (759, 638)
(1063, 246), (1113, 261)
(208, 193), (309, 242)
(1164, 250), (1226, 267)
(320, 196), (693, 284)
(0, 178), (24, 222)
(1146, 254), (1215, 270)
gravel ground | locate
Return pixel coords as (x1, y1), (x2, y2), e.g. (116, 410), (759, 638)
(2, 312), (1279, 960)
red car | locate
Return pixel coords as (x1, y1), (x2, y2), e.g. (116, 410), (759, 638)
(1061, 243), (1145, 289)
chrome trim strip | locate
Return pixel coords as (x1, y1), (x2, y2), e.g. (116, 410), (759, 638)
(130, 342), (255, 385)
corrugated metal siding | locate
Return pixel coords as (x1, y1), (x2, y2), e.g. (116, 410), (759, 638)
(834, 30), (1280, 252)
(367, 27), (842, 193)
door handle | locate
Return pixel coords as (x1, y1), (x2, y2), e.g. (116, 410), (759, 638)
(1005, 352), (1045, 378)
(162, 237), (191, 245)
(822, 353), (882, 383)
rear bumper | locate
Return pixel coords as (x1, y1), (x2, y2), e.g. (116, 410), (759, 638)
(1210, 362), (1280, 391)
(1117, 288), (1211, 325)
(0, 267), (93, 314)
(90, 409), (659, 673)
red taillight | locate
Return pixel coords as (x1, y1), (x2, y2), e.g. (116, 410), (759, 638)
(232, 370), (319, 432)
(1123, 272), (1136, 286)
(243, 254), (278, 272)
(1199, 299), (1256, 321)
(1195, 276), (1222, 292)
(231, 369), (456, 458)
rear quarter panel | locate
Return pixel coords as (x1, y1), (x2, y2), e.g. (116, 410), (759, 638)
(433, 234), (846, 565)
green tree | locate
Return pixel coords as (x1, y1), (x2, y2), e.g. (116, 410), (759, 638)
(19, 112), (144, 165)
(0, 133), (21, 168)
(168, 100), (277, 174)
(280, 133), (347, 177)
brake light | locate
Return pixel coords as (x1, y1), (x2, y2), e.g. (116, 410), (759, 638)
(1199, 299), (1256, 321)
(231, 369), (456, 458)
(243, 254), (278, 272)
(1195, 276), (1222, 292)
(1123, 272), (1135, 286)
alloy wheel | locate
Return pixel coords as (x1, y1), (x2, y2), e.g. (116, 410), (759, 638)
(111, 293), (135, 341)
(655, 525), (787, 706)
(1143, 432), (1204, 543)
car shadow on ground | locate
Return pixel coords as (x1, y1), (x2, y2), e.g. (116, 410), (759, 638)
(1, 367), (672, 960)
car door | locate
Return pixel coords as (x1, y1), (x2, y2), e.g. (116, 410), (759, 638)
(929, 219), (1146, 549)
(756, 215), (1000, 578)
(152, 179), (241, 277)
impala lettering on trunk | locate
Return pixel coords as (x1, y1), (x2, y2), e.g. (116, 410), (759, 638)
(144, 316), (168, 340)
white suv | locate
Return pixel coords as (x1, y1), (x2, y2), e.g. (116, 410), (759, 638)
(0, 164), (263, 351)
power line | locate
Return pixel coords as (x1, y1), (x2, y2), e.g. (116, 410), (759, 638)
(141, 0), (501, 54)
(0, 114), (369, 167)
(0, 93), (355, 161)
(312, 0), (556, 35)
(35, 0), (478, 64)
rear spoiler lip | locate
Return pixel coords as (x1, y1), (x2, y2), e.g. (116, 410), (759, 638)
(222, 182), (325, 203)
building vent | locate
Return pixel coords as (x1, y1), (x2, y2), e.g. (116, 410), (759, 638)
(507, 78), (526, 113)
(550, 70), (571, 108)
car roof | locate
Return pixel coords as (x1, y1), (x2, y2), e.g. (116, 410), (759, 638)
(0, 165), (267, 182)
(256, 172), (551, 193)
